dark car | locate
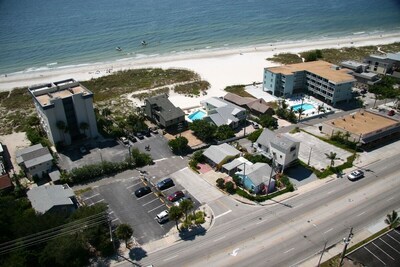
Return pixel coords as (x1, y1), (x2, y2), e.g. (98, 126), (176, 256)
(156, 178), (175, 190)
(388, 110), (395, 116)
(135, 132), (144, 140)
(347, 170), (364, 181)
(144, 130), (151, 137)
(167, 190), (184, 202)
(134, 186), (151, 198)
(128, 135), (137, 143)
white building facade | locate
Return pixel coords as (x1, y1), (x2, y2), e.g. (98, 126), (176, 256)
(29, 79), (98, 145)
(263, 61), (356, 106)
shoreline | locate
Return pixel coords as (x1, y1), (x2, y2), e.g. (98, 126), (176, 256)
(1, 32), (399, 109)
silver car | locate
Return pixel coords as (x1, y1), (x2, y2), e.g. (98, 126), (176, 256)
(348, 170), (364, 181)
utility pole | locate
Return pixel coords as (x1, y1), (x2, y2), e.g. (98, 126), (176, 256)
(266, 156), (276, 198)
(307, 146), (313, 165)
(339, 227), (353, 266)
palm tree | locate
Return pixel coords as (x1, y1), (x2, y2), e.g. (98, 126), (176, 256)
(115, 223), (134, 248)
(385, 210), (400, 229)
(317, 105), (325, 115)
(102, 107), (112, 118)
(344, 131), (351, 141)
(169, 206), (183, 232)
(325, 152), (338, 168)
(179, 199), (194, 223)
(80, 122), (89, 137)
(297, 107), (305, 122)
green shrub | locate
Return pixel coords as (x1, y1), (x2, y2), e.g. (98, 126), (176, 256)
(225, 181), (235, 194)
(247, 129), (263, 142)
(216, 178), (225, 189)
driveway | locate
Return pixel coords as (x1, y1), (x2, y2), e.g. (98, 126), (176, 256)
(170, 167), (224, 204)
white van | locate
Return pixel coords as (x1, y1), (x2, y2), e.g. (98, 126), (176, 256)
(156, 210), (169, 224)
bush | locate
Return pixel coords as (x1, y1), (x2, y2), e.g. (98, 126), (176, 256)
(216, 178), (225, 189)
(247, 129), (263, 142)
(168, 136), (189, 154)
(225, 181), (236, 194)
(192, 150), (205, 163)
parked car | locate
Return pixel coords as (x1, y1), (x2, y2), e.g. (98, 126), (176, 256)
(348, 170), (364, 181)
(135, 132), (144, 140)
(388, 110), (395, 116)
(144, 130), (151, 137)
(134, 186), (152, 197)
(156, 178), (175, 190)
(155, 210), (169, 224)
(128, 135), (137, 143)
(79, 146), (87, 154)
(121, 137), (129, 145)
(167, 190), (185, 202)
(173, 196), (191, 207)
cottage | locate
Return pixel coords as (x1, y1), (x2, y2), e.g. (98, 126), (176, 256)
(16, 144), (53, 179)
(202, 143), (240, 168)
(201, 97), (247, 128)
(236, 163), (276, 194)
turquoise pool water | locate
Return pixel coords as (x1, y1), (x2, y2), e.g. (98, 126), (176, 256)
(292, 103), (315, 111)
(188, 110), (206, 120)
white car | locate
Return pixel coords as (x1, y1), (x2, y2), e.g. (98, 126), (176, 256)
(348, 170), (364, 181)
(156, 210), (169, 224)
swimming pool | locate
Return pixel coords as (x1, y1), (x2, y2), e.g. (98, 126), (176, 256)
(188, 110), (206, 121)
(291, 103), (315, 111)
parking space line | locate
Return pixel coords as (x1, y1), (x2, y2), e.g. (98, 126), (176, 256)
(126, 181), (142, 189)
(111, 218), (119, 222)
(324, 228), (333, 234)
(154, 158), (167, 162)
(148, 204), (165, 213)
(82, 193), (99, 201)
(364, 247), (386, 265)
(372, 242), (395, 260)
(143, 198), (159, 206)
(387, 233), (400, 244)
(387, 197), (394, 201)
(89, 199), (104, 206)
(108, 211), (114, 214)
(380, 238), (400, 254)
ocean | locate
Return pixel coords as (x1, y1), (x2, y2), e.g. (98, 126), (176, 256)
(0, 0), (399, 75)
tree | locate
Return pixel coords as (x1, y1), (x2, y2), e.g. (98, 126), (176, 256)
(317, 105), (325, 114)
(385, 210), (400, 229)
(297, 107), (305, 122)
(216, 178), (225, 189)
(169, 206), (183, 232)
(80, 122), (89, 137)
(131, 148), (152, 167)
(215, 125), (235, 141)
(225, 181), (236, 194)
(102, 107), (112, 118)
(179, 199), (194, 223)
(325, 152), (338, 167)
(168, 136), (189, 154)
(116, 223), (134, 248)
(369, 76), (398, 108)
(189, 120), (217, 142)
(247, 128), (263, 142)
(259, 114), (278, 129)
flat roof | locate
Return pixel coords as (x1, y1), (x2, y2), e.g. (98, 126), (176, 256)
(325, 110), (400, 135)
(35, 85), (89, 106)
(267, 60), (355, 84)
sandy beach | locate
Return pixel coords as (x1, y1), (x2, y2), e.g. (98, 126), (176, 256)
(1, 32), (399, 109)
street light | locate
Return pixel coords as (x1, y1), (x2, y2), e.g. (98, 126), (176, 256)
(310, 222), (328, 267)
(339, 227), (353, 266)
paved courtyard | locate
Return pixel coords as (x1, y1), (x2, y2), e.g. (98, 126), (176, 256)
(289, 131), (352, 170)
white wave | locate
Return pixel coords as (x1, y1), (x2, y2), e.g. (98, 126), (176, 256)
(352, 31), (365, 35)
(46, 62), (58, 66)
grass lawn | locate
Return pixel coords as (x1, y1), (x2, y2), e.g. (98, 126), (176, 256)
(224, 85), (256, 98)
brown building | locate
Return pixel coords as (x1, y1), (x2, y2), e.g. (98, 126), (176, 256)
(223, 93), (274, 117)
(321, 110), (400, 146)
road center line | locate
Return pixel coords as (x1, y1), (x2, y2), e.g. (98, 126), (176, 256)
(213, 236), (226, 242)
(387, 197), (394, 201)
(163, 255), (178, 261)
(148, 204), (165, 213)
(214, 210), (232, 219)
(143, 198), (159, 206)
(256, 220), (266, 225)
(284, 248), (295, 254)
(357, 211), (366, 217)
(324, 228), (333, 234)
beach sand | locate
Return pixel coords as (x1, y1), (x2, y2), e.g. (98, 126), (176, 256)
(1, 32), (399, 109)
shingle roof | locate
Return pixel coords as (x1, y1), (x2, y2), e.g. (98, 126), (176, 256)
(27, 185), (75, 214)
(147, 94), (185, 121)
(0, 174), (13, 190)
(224, 93), (255, 106)
(256, 128), (298, 152)
(203, 143), (240, 165)
(16, 144), (53, 168)
(236, 163), (272, 185)
(246, 99), (273, 114)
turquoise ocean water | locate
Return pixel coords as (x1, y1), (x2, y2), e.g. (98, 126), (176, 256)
(0, 0), (399, 75)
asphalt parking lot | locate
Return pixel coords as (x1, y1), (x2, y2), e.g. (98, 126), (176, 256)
(347, 227), (400, 266)
(58, 132), (173, 171)
(79, 174), (199, 244)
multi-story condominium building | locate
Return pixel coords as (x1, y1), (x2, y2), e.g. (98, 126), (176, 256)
(363, 52), (400, 77)
(29, 78), (98, 146)
(263, 61), (356, 105)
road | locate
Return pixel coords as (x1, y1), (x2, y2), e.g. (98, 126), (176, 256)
(131, 154), (400, 267)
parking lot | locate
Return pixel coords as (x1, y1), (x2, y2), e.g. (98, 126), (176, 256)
(347, 227), (400, 266)
(58, 132), (174, 171)
(79, 174), (200, 244)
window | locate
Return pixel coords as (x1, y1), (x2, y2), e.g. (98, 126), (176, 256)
(290, 146), (296, 152)
(280, 155), (282, 159)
